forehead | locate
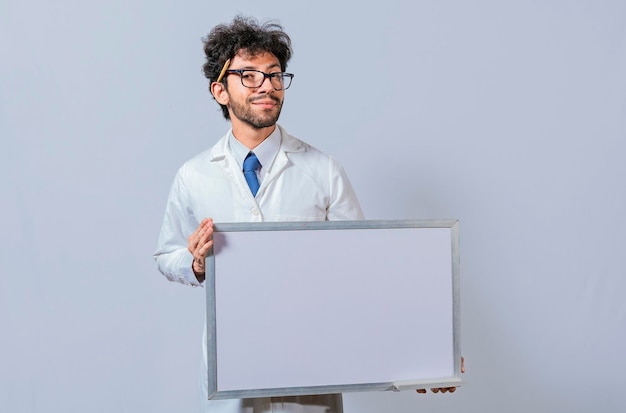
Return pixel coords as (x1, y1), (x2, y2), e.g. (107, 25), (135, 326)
(231, 51), (280, 69)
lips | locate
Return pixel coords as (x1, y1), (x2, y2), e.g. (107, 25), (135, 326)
(253, 100), (277, 108)
(249, 95), (281, 107)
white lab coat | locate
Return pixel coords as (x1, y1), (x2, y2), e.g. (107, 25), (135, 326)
(154, 125), (364, 413)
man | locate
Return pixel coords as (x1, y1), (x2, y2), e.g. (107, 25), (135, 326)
(154, 15), (363, 413)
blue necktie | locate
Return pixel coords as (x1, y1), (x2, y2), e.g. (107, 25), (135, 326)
(243, 152), (261, 196)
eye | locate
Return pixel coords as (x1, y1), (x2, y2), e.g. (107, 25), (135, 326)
(270, 73), (284, 81)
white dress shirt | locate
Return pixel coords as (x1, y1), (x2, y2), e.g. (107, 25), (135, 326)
(228, 126), (281, 186)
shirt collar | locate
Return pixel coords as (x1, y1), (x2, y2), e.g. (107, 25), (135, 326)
(228, 127), (281, 177)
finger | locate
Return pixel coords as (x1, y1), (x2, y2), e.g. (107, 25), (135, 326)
(187, 235), (199, 254)
(199, 220), (214, 241)
(431, 388), (439, 393)
(197, 218), (210, 234)
(188, 221), (206, 247)
(188, 228), (200, 247)
(198, 239), (214, 256)
(202, 223), (214, 242)
(193, 257), (205, 268)
(187, 219), (208, 257)
(195, 220), (212, 242)
(200, 218), (213, 233)
(196, 218), (208, 233)
(189, 218), (215, 257)
(197, 231), (213, 253)
(461, 356), (465, 374)
(448, 387), (456, 393)
(416, 389), (427, 394)
(192, 257), (206, 274)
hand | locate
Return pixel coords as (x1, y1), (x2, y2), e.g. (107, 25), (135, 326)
(415, 387), (456, 394)
(416, 356), (465, 394)
(187, 218), (214, 282)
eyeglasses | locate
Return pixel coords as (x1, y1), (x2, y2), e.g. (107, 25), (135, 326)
(224, 69), (294, 90)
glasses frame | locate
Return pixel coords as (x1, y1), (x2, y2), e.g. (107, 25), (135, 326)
(224, 69), (294, 91)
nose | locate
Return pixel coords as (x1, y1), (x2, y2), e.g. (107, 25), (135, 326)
(256, 74), (275, 93)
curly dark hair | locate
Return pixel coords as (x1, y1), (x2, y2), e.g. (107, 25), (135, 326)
(202, 15), (293, 120)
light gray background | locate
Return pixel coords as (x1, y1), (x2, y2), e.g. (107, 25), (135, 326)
(1, 1), (624, 412)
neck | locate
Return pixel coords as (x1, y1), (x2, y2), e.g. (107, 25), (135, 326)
(231, 123), (277, 150)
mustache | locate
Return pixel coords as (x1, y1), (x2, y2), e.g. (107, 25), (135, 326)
(248, 94), (281, 104)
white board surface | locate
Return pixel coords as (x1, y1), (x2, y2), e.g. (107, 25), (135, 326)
(206, 220), (461, 399)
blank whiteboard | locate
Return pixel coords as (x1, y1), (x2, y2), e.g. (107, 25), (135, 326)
(206, 219), (462, 399)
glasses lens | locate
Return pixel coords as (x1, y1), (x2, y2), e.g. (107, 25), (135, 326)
(238, 71), (292, 90)
(275, 74), (292, 90)
(269, 74), (285, 90)
(240, 71), (264, 88)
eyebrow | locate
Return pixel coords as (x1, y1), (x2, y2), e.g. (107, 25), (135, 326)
(235, 63), (282, 71)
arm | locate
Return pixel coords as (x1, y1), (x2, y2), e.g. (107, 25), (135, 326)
(327, 156), (364, 221)
(153, 167), (210, 286)
(187, 218), (214, 283)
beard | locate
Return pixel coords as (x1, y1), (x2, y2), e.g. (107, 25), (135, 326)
(229, 94), (283, 129)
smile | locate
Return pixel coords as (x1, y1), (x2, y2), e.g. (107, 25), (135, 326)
(254, 101), (277, 108)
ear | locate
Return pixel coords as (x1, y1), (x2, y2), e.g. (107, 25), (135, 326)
(211, 82), (229, 105)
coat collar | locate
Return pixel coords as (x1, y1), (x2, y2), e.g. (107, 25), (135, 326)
(208, 124), (305, 162)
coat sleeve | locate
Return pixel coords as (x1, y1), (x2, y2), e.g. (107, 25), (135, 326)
(153, 165), (202, 287)
(327, 156), (365, 221)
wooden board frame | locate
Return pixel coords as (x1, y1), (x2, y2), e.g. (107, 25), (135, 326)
(206, 219), (462, 399)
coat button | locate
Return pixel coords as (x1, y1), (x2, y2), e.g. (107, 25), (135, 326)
(251, 207), (260, 216)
